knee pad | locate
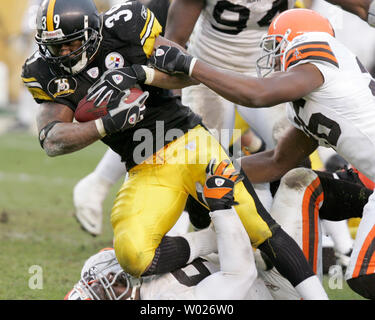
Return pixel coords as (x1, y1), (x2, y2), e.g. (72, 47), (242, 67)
(280, 167), (318, 191)
(114, 239), (152, 278)
(347, 274), (375, 300)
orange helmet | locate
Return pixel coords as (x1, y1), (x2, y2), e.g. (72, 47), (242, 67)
(256, 9), (334, 77)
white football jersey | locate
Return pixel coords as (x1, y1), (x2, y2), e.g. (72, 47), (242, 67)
(141, 254), (275, 300)
(68, 249), (284, 300)
(189, 0), (295, 73)
(140, 255), (219, 300)
(284, 32), (375, 181)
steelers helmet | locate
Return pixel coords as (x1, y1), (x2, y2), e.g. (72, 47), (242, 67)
(35, 0), (102, 76)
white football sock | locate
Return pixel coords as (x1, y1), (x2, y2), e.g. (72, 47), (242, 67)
(182, 224), (217, 264)
(295, 275), (329, 300)
(94, 148), (127, 185)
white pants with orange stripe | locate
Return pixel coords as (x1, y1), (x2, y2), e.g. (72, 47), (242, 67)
(346, 190), (375, 280)
(272, 167), (375, 293)
(269, 168), (324, 281)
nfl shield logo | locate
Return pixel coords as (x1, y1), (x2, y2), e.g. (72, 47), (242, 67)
(112, 74), (123, 85)
(128, 113), (137, 125)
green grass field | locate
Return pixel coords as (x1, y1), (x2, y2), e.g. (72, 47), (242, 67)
(0, 130), (118, 299)
(0, 129), (366, 300)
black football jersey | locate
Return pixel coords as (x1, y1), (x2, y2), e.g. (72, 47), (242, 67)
(21, 1), (201, 170)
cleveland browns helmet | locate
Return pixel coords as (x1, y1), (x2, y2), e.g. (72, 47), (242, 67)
(256, 9), (335, 77)
(35, 0), (102, 76)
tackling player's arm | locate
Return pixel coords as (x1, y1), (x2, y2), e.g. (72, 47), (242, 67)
(240, 126), (318, 184)
(149, 44), (324, 106)
(164, 0), (205, 45)
(36, 102), (102, 157)
(189, 61), (323, 108)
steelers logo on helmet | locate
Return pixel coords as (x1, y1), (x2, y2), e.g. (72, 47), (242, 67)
(35, 0), (102, 76)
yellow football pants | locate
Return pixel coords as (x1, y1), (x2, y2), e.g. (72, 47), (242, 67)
(111, 125), (275, 277)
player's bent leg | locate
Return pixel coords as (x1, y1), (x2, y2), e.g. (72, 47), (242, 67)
(182, 125), (275, 248)
(253, 167), (327, 299)
(194, 135), (327, 298)
(111, 164), (189, 277)
(270, 167), (323, 278)
(184, 128), (327, 298)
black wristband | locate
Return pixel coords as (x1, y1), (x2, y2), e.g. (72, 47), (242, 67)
(180, 54), (194, 75)
(131, 64), (147, 83)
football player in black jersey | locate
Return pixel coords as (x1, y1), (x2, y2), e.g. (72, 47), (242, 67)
(21, 0), (330, 299)
(71, 0), (173, 238)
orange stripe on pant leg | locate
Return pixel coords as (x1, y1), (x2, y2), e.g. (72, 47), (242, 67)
(353, 225), (375, 277)
(302, 177), (323, 274)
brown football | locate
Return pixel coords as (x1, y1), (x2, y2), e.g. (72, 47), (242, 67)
(75, 87), (145, 122)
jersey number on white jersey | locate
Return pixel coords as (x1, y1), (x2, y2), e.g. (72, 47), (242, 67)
(293, 58), (375, 147)
(211, 0), (288, 35)
(171, 258), (211, 287)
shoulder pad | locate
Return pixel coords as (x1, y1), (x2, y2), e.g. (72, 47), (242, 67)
(21, 51), (54, 103)
(284, 32), (339, 71)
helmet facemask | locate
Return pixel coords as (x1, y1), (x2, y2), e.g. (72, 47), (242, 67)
(36, 16), (102, 76)
(256, 29), (291, 78)
(81, 270), (131, 300)
(78, 254), (141, 300)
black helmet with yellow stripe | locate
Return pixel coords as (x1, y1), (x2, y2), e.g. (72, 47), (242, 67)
(35, 0), (102, 76)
